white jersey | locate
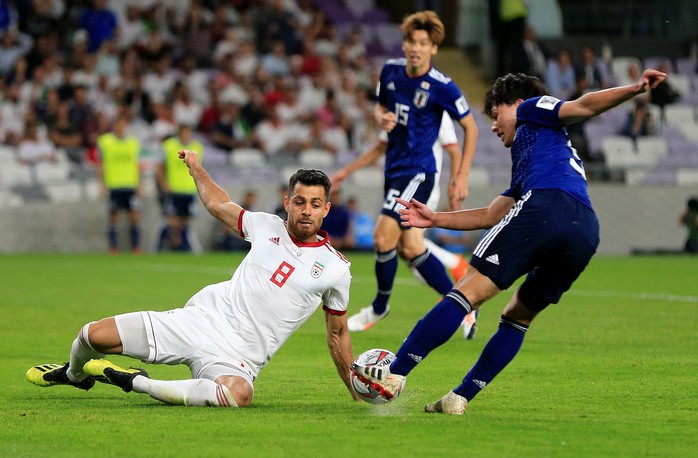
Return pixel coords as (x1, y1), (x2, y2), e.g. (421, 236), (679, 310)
(158, 211), (351, 381)
(379, 111), (458, 210)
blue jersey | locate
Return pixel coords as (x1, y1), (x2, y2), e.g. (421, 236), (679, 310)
(377, 58), (470, 179)
(504, 96), (592, 209)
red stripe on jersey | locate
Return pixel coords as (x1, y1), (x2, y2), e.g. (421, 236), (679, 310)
(323, 305), (346, 316)
(324, 242), (350, 264)
(237, 209), (246, 238)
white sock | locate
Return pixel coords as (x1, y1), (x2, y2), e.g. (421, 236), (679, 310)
(67, 322), (103, 382)
(423, 239), (458, 269)
(132, 377), (238, 407)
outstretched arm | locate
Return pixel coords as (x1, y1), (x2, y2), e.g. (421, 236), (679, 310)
(330, 140), (386, 189)
(396, 195), (516, 231)
(179, 149), (243, 235)
(325, 311), (361, 401)
(559, 68), (666, 125)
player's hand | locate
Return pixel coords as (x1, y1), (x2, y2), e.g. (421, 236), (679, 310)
(178, 149), (199, 169)
(395, 197), (434, 228)
(637, 69), (666, 93)
(329, 169), (348, 191)
(379, 112), (397, 132)
(448, 176), (468, 209)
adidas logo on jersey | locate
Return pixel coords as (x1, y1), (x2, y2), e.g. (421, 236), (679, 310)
(386, 82), (396, 90)
(269, 237), (280, 245)
(485, 254), (500, 265)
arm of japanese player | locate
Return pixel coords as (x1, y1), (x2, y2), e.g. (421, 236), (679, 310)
(451, 113), (478, 203)
(558, 68), (666, 125)
(179, 149), (244, 235)
(395, 194), (515, 231)
(330, 137), (386, 189)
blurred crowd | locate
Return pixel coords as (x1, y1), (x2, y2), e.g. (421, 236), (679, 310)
(0, 0), (385, 169)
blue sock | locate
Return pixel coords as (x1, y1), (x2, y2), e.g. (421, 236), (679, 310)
(390, 290), (472, 376)
(410, 249), (453, 295)
(454, 315), (529, 401)
(372, 249), (397, 315)
(130, 225), (141, 250)
(179, 226), (191, 251)
(108, 225), (117, 250)
(157, 225), (169, 251)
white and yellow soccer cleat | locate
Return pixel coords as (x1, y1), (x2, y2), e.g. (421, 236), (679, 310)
(83, 359), (148, 392)
(26, 363), (95, 391)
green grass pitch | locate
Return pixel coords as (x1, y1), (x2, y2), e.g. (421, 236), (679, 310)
(1, 253), (696, 457)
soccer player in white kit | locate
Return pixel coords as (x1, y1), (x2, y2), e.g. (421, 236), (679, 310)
(26, 150), (360, 407)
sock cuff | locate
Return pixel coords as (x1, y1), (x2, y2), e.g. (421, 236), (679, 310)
(499, 315), (529, 333)
(408, 249), (430, 268)
(445, 289), (472, 314)
(78, 321), (98, 351)
(375, 248), (397, 263)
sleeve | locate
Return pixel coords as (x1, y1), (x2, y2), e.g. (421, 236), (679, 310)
(439, 80), (470, 121)
(322, 265), (351, 315)
(517, 96), (564, 128)
(240, 211), (282, 243)
(438, 111), (458, 146)
(376, 64), (389, 107)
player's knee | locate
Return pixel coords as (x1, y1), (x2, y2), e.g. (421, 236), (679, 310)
(217, 376), (254, 407)
(84, 318), (122, 353)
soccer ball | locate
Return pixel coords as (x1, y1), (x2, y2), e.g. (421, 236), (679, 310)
(350, 348), (404, 404)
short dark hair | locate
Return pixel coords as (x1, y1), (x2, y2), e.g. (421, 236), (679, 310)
(688, 197), (698, 212)
(288, 169), (331, 201)
(483, 73), (548, 119)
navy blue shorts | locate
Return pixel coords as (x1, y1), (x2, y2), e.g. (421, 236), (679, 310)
(109, 189), (139, 213)
(470, 189), (600, 311)
(164, 194), (196, 218)
(381, 173), (436, 226)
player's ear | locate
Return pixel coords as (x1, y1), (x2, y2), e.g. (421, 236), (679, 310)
(431, 44), (438, 56)
(324, 201), (331, 218)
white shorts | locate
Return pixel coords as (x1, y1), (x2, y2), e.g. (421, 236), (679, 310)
(114, 295), (256, 389)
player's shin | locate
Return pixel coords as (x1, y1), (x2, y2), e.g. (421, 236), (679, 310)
(133, 378), (238, 407)
(410, 249), (453, 295)
(454, 315), (529, 401)
(373, 249), (398, 314)
(391, 290), (471, 376)
(68, 322), (104, 382)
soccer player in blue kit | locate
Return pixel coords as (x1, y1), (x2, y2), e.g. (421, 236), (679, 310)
(346, 10), (479, 332)
(352, 68), (667, 414)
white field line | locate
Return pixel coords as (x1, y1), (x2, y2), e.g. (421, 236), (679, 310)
(123, 263), (698, 304)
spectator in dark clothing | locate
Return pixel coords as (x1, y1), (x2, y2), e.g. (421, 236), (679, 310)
(79, 0), (118, 53)
(511, 26), (547, 80)
(574, 45), (609, 91)
(621, 99), (655, 140)
(321, 189), (353, 249)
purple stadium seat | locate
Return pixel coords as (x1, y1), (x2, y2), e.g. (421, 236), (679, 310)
(361, 9), (391, 24)
(642, 56), (673, 72)
(675, 57), (697, 76)
(643, 168), (677, 185)
(584, 121), (619, 155)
